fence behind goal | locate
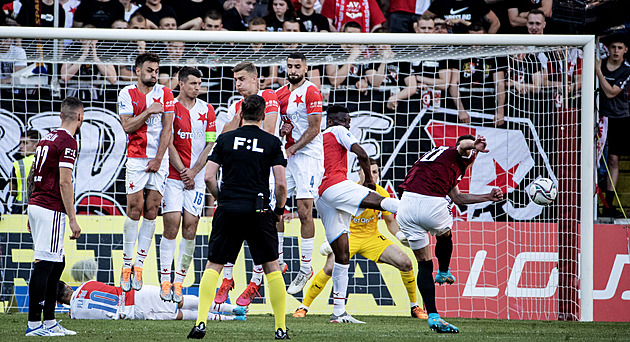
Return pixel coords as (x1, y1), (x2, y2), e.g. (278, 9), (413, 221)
(0, 28), (595, 321)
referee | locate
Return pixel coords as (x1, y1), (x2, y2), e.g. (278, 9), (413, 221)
(188, 95), (289, 340)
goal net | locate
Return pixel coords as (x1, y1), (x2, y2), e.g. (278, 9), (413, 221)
(0, 28), (594, 321)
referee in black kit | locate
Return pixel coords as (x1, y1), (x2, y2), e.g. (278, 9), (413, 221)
(188, 95), (289, 340)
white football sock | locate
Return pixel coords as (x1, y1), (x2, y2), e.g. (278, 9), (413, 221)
(300, 237), (315, 273)
(28, 321), (41, 329)
(122, 217), (139, 268)
(332, 262), (349, 316)
(135, 218), (156, 268)
(182, 295), (198, 311)
(277, 232), (285, 263)
(159, 237), (176, 283)
(211, 302), (237, 314)
(208, 313), (235, 321)
(181, 309), (197, 320)
(44, 319), (56, 328)
(174, 238), (195, 284)
(251, 264), (264, 286)
(410, 302), (418, 308)
(380, 198), (399, 214)
(223, 263), (234, 280)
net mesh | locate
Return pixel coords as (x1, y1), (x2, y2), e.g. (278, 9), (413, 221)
(0, 32), (583, 320)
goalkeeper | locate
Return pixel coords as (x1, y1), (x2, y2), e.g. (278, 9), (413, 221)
(292, 158), (428, 320)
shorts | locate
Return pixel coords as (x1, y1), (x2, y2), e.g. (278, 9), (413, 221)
(607, 117), (630, 156)
(125, 157), (169, 195)
(286, 153), (323, 199)
(28, 204), (66, 262)
(349, 233), (394, 263)
(162, 178), (206, 217)
(317, 180), (372, 243)
(207, 204), (279, 265)
(134, 285), (179, 320)
(396, 192), (453, 250)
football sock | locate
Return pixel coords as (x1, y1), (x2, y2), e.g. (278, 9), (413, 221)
(266, 271), (286, 331)
(300, 237), (315, 273)
(44, 320), (56, 328)
(196, 268), (219, 325)
(159, 237), (176, 282)
(332, 262), (349, 316)
(135, 218), (156, 268)
(435, 234), (453, 272)
(43, 261), (64, 321)
(277, 232), (285, 264)
(303, 269), (331, 307)
(122, 217), (139, 269)
(417, 260), (437, 314)
(174, 238), (195, 283)
(28, 261), (52, 323)
(223, 263), (234, 280)
(251, 264), (264, 286)
(27, 321), (41, 329)
(400, 270), (417, 304)
(182, 295), (198, 311)
(208, 313), (235, 321)
(380, 198), (399, 214)
(211, 302), (237, 314)
(181, 310), (197, 320)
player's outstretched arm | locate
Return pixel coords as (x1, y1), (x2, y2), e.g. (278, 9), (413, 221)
(204, 161), (220, 199)
(59, 167), (81, 239)
(448, 185), (503, 205)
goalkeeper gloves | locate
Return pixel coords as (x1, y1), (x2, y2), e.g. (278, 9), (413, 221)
(396, 231), (409, 247)
(319, 241), (333, 256)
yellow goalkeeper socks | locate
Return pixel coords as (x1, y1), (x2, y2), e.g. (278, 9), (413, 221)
(266, 271), (286, 331)
(302, 269), (331, 308)
(400, 270), (418, 304)
(196, 268), (220, 325)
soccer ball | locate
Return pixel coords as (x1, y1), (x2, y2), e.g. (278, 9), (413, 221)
(528, 178), (557, 205)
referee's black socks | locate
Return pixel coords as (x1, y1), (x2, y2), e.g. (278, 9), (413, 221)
(435, 233), (453, 272)
(28, 260), (65, 323)
(417, 260), (438, 315)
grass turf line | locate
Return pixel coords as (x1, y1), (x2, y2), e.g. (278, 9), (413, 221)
(4, 313), (630, 341)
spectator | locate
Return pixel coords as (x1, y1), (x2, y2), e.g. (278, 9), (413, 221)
(222, 0), (255, 31)
(467, 21), (485, 34)
(295, 0), (331, 32)
(388, 0), (430, 33)
(246, 17), (276, 89)
(321, 0), (385, 33)
(0, 37), (26, 84)
(115, 12), (147, 82)
(120, 0), (140, 21)
(425, 0), (500, 34)
(159, 41), (186, 90)
(202, 10), (224, 31)
(251, 0), (270, 19)
(172, 0), (220, 31)
(596, 35), (630, 217)
(325, 22), (371, 92)
(264, 0), (296, 32)
(433, 18), (449, 33)
(111, 18), (129, 29)
(274, 19), (322, 89)
(129, 10), (148, 29)
(10, 130), (39, 214)
(16, 0), (65, 28)
(159, 16), (178, 30)
(137, 0), (177, 29)
(413, 14), (434, 34)
(73, 0), (125, 28)
(507, 0), (551, 34)
(525, 8), (545, 35)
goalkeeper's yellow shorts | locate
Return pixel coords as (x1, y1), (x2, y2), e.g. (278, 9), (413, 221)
(349, 233), (394, 263)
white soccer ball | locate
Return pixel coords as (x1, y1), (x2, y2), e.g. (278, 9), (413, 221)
(528, 178), (557, 205)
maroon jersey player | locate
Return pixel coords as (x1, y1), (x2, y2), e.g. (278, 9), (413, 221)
(396, 134), (503, 334)
(26, 97), (84, 337)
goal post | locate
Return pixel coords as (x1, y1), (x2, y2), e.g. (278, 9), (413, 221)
(0, 27), (595, 321)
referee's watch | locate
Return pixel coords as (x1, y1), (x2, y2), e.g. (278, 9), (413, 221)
(273, 206), (285, 216)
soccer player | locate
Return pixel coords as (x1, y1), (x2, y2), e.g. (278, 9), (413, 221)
(276, 52), (324, 294)
(293, 157), (428, 320)
(397, 135), (503, 333)
(118, 53), (175, 293)
(316, 106), (399, 323)
(56, 280), (246, 321)
(159, 67), (217, 303)
(214, 62), (281, 307)
(25, 96), (84, 336)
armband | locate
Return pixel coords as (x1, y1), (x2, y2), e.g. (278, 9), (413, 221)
(206, 131), (217, 143)
(273, 206), (285, 216)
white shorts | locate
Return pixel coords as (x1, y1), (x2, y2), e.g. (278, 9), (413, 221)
(396, 192), (453, 250)
(316, 180), (372, 243)
(286, 153), (323, 200)
(125, 157), (169, 195)
(134, 285), (179, 320)
(28, 204), (66, 262)
(162, 177), (206, 217)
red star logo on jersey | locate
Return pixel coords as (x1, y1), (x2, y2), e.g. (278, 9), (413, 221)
(70, 6), (77, 15)
(198, 112), (207, 125)
(153, 97), (162, 104)
(293, 95), (304, 106)
(129, 182), (135, 190)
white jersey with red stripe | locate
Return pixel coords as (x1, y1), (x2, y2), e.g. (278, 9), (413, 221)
(169, 98), (217, 182)
(70, 280), (135, 320)
(319, 125), (360, 196)
(221, 89), (280, 136)
(276, 80), (323, 159)
(118, 84), (175, 159)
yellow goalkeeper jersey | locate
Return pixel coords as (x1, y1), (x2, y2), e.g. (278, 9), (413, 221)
(350, 184), (392, 239)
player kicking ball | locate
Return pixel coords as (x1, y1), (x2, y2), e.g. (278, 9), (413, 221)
(315, 106), (400, 323)
(294, 158), (428, 320)
(397, 135), (503, 333)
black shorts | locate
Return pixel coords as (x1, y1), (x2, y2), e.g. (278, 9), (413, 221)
(207, 204), (279, 265)
(607, 117), (630, 156)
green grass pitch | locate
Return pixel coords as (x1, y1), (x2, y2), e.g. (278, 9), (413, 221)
(4, 313), (630, 341)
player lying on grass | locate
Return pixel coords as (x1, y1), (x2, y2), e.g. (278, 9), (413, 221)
(293, 158), (428, 320)
(397, 135), (503, 333)
(56, 280), (247, 321)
